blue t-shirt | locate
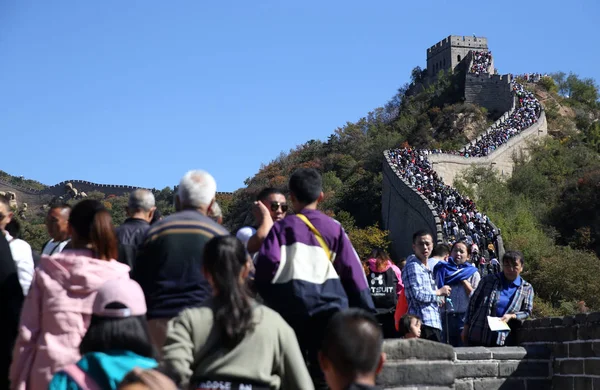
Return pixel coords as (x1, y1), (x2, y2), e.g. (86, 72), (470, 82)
(495, 274), (522, 317)
(49, 350), (157, 390)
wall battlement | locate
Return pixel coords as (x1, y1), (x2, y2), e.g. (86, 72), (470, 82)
(427, 35), (488, 57)
(0, 177), (232, 207)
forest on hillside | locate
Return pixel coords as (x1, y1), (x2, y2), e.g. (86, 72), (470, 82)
(6, 68), (600, 317)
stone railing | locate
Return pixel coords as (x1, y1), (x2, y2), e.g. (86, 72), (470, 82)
(428, 111), (547, 185)
(517, 312), (600, 389)
(379, 339), (552, 389)
(379, 312), (600, 389)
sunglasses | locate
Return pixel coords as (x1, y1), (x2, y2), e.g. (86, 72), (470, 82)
(270, 202), (288, 213)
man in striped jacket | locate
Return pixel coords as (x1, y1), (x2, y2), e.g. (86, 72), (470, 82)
(254, 168), (375, 390)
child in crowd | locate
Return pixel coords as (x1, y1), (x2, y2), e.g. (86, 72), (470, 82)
(319, 309), (386, 390)
(49, 279), (157, 389)
(398, 314), (422, 339)
(118, 368), (177, 390)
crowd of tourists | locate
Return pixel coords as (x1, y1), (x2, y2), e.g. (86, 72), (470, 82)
(469, 51), (492, 74)
(0, 167), (534, 390)
(461, 81), (542, 157)
(388, 147), (499, 257)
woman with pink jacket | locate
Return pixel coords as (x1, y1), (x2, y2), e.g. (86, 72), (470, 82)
(10, 200), (131, 390)
(365, 248), (403, 338)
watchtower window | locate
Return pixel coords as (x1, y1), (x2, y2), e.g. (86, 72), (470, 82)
(443, 58), (446, 67)
(457, 55), (461, 62)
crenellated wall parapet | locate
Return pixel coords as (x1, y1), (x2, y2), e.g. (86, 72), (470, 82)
(428, 111), (547, 186)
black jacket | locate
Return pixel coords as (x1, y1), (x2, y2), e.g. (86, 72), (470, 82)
(116, 218), (150, 270)
(0, 233), (24, 389)
(132, 210), (229, 319)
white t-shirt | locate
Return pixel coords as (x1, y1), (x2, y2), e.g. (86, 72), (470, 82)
(5, 232), (34, 295)
(41, 239), (70, 256)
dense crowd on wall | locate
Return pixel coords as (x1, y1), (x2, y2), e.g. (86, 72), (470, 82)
(388, 148), (499, 260)
(470, 51), (492, 74)
(387, 60), (544, 250)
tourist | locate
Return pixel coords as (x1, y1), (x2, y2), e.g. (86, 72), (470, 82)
(162, 235), (313, 390)
(0, 233), (23, 390)
(428, 243), (450, 271)
(462, 251), (534, 347)
(434, 240), (480, 346)
(365, 248), (403, 338)
(132, 170), (229, 357)
(48, 279), (157, 389)
(0, 197), (34, 295)
(118, 368), (177, 390)
(208, 201), (223, 224)
(397, 314), (422, 339)
(254, 168), (374, 389)
(401, 230), (451, 342)
(240, 187), (288, 255)
(10, 199), (131, 390)
(116, 189), (156, 270)
(319, 309), (386, 390)
(41, 204), (71, 255)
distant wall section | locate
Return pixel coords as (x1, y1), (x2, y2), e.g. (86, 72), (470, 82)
(465, 73), (513, 116)
(382, 152), (443, 259)
(428, 111), (548, 186)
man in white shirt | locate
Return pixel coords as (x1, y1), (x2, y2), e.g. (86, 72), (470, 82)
(0, 197), (34, 295)
(41, 204), (71, 255)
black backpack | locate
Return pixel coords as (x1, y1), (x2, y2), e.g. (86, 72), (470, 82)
(367, 267), (398, 313)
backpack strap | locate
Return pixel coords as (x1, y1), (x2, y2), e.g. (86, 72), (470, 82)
(296, 214), (332, 261)
(60, 364), (102, 390)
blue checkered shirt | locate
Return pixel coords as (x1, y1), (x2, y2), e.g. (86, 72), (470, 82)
(401, 255), (442, 330)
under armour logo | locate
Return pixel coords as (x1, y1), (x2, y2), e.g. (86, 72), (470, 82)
(370, 273), (383, 285)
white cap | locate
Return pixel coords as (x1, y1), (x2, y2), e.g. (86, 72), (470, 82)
(236, 226), (256, 248)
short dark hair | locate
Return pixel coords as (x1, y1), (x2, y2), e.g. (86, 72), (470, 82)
(256, 187), (284, 202)
(48, 203), (71, 212)
(503, 250), (524, 266)
(5, 219), (21, 239)
(80, 303), (156, 359)
(412, 229), (433, 244)
(289, 168), (322, 204)
(431, 244), (450, 258)
(0, 196), (10, 210)
(321, 309), (383, 378)
(398, 314), (420, 337)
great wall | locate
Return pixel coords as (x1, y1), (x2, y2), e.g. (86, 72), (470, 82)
(382, 35), (546, 258)
(378, 35), (592, 389)
(0, 177), (233, 210)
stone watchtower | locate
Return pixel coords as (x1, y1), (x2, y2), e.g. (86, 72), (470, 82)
(427, 35), (489, 76)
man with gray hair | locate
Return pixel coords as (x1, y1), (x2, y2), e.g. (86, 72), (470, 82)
(116, 189), (156, 269)
(132, 170), (229, 354)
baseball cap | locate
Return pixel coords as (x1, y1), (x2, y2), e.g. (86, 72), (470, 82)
(236, 226), (256, 248)
(93, 279), (147, 318)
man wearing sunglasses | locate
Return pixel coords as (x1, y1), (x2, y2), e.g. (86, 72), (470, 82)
(242, 187), (288, 255)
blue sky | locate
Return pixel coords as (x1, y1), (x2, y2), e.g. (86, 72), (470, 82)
(1, 1), (598, 192)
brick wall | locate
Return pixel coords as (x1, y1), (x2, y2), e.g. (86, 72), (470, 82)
(518, 312), (600, 389)
(453, 346), (551, 390)
(465, 74), (513, 117)
(381, 152), (443, 259)
(379, 340), (552, 389)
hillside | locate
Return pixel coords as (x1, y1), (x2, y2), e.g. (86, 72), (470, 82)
(3, 67), (599, 316)
(226, 70), (600, 316)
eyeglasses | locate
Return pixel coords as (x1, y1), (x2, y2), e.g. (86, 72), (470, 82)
(270, 202), (288, 213)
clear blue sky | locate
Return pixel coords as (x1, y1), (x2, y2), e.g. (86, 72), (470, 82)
(1, 1), (598, 192)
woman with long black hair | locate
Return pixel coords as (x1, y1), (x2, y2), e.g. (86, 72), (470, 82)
(162, 235), (313, 390)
